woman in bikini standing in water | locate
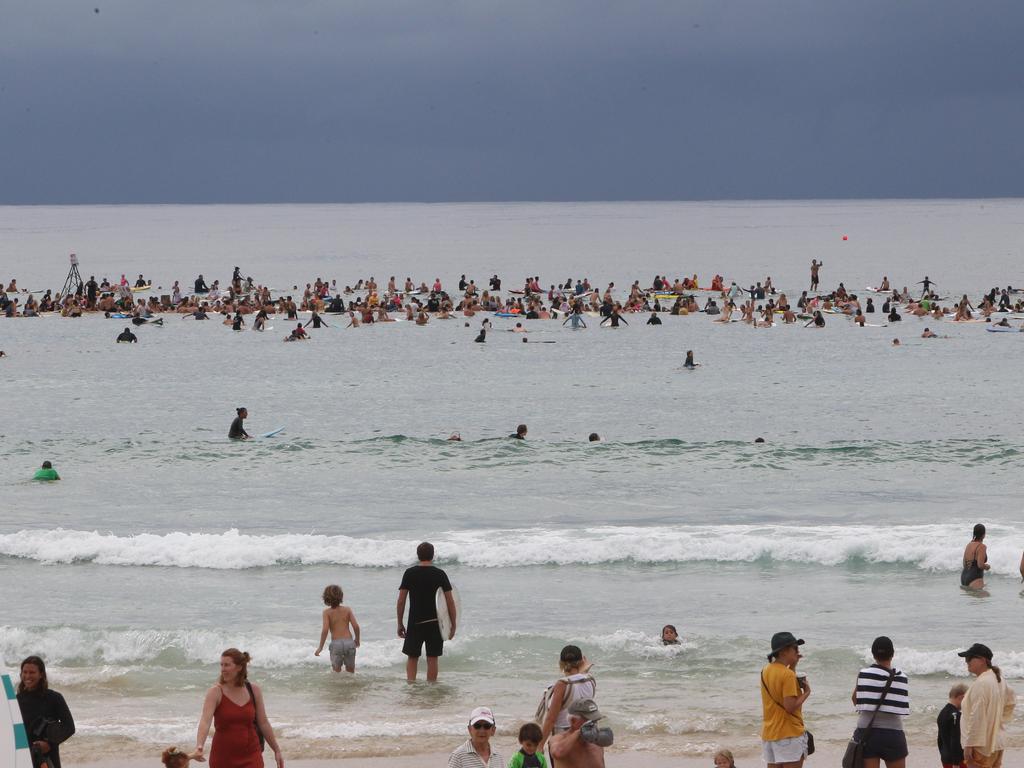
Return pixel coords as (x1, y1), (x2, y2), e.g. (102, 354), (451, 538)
(961, 523), (990, 590)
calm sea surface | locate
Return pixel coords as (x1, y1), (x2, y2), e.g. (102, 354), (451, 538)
(1, 201), (1023, 759)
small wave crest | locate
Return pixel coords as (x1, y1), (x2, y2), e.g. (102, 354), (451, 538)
(1, 524), (1022, 574)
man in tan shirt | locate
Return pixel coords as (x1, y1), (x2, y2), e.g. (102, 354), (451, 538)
(958, 643), (1016, 768)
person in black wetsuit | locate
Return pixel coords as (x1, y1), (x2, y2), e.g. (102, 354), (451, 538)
(231, 312), (245, 331)
(17, 655), (75, 768)
(510, 424), (527, 439)
(600, 308), (628, 328)
(116, 327), (138, 343)
(804, 311), (825, 328)
(474, 328), (486, 343)
(305, 311), (329, 329)
(229, 407), (250, 440)
(396, 541), (456, 681)
(194, 274), (209, 293)
(888, 307), (902, 322)
(961, 523), (990, 589)
(646, 312), (662, 325)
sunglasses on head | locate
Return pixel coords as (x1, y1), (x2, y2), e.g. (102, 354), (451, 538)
(472, 721), (493, 729)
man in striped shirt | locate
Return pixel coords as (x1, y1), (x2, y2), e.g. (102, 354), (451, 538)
(448, 706), (503, 768)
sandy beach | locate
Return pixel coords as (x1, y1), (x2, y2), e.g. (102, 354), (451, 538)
(78, 743), (852, 767)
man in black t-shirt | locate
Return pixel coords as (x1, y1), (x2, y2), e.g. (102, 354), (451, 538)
(397, 541), (455, 681)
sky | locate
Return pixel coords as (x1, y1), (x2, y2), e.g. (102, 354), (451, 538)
(1, 0), (1022, 203)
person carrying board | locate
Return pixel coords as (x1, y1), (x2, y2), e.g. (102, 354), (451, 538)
(397, 541), (456, 682)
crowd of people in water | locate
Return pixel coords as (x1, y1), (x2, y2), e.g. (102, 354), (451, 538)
(4, 263), (1024, 343)
(11, 531), (1023, 768)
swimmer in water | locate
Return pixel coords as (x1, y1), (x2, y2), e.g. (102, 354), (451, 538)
(684, 350), (698, 369)
(892, 338), (901, 346)
(961, 523), (990, 589)
(563, 309), (587, 329)
(509, 424), (527, 440)
(661, 625), (680, 645)
(474, 328), (486, 343)
(804, 311), (825, 328)
(588, 433), (600, 442)
(116, 327), (138, 343)
(600, 308), (628, 327)
(512, 322), (527, 333)
(229, 407), (250, 440)
(922, 327), (937, 338)
(646, 311), (662, 325)
(448, 432), (462, 442)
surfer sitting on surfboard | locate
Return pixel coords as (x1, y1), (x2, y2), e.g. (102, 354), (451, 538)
(228, 407), (250, 440)
(396, 542), (457, 682)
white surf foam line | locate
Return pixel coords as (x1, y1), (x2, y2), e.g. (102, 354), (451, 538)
(869, 647), (1024, 678)
(0, 626), (402, 670)
(1, 524), (1022, 574)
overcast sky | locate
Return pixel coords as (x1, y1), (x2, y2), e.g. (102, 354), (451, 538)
(2, 0), (1022, 203)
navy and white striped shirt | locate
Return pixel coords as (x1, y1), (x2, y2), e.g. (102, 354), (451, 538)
(854, 664), (910, 716)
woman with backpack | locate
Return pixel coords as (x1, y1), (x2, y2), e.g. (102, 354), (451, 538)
(537, 645), (597, 763)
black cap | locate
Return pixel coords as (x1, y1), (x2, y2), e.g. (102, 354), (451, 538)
(871, 636), (895, 657)
(958, 643), (993, 661)
(768, 631), (804, 659)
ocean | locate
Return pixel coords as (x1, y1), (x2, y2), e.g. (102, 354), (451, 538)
(1, 200), (1022, 760)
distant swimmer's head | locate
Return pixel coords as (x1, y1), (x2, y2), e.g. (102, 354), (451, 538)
(417, 541), (435, 562)
(589, 433), (600, 442)
(559, 644), (585, 673)
(516, 424), (528, 438)
(661, 624), (679, 645)
(713, 749), (736, 768)
(892, 338), (901, 346)
(162, 747), (191, 768)
(448, 432), (462, 441)
(322, 584), (343, 607)
(972, 523), (986, 541)
(41, 460), (53, 469)
(871, 635), (895, 662)
(218, 648), (251, 685)
(754, 437), (765, 443)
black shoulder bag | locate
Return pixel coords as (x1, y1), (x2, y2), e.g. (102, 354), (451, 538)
(842, 669), (896, 768)
(760, 671), (815, 756)
(244, 681), (267, 751)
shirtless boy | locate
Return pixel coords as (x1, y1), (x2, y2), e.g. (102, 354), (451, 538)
(315, 584), (361, 673)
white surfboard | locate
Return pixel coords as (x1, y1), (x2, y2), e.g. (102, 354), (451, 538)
(436, 587), (461, 640)
(1, 674), (34, 768)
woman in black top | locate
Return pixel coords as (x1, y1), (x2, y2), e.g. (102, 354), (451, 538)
(16, 656), (75, 768)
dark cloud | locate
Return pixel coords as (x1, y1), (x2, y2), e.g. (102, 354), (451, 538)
(1, 0), (1022, 202)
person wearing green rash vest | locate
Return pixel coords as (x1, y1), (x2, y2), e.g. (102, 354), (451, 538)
(33, 460), (60, 481)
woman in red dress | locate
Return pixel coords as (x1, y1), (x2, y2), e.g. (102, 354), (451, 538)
(191, 648), (284, 768)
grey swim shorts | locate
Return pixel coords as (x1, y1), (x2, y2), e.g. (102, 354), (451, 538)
(329, 638), (357, 669)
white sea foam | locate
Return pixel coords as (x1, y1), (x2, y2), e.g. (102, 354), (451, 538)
(2, 524), (1022, 575)
(0, 625), (402, 670)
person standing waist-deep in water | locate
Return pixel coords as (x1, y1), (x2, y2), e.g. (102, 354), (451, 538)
(229, 408), (250, 440)
(961, 523), (990, 589)
(396, 541), (456, 682)
(16, 655), (75, 768)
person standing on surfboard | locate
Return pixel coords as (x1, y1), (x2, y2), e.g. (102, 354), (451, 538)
(397, 541), (456, 682)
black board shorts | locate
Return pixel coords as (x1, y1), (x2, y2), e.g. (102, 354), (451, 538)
(853, 728), (908, 761)
(403, 620), (444, 658)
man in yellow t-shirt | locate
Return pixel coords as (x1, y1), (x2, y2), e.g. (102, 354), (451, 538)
(760, 631), (812, 768)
